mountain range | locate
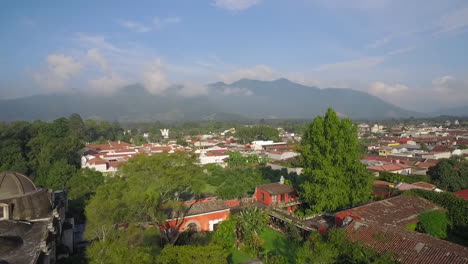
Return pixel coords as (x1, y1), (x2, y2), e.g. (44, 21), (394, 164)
(0, 78), (461, 122)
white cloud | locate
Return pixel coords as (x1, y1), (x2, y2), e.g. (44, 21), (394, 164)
(88, 73), (129, 94)
(86, 50), (129, 93)
(120, 16), (181, 33)
(219, 65), (276, 83)
(369, 81), (409, 96)
(141, 59), (171, 94)
(76, 33), (124, 53)
(33, 54), (82, 92)
(177, 81), (209, 97)
(431, 76), (468, 104)
(213, 0), (261, 11)
(87, 49), (109, 72)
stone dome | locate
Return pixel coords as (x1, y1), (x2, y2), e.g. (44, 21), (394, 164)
(0, 172), (38, 200)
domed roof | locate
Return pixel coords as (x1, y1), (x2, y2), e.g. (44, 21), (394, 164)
(0, 172), (38, 200)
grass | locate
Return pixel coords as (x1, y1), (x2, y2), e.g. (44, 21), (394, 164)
(405, 222), (417, 231)
(202, 183), (217, 194)
(229, 228), (300, 264)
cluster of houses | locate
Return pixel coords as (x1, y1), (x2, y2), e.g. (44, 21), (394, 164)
(160, 177), (468, 264)
(67, 122), (468, 263)
(81, 137), (299, 173)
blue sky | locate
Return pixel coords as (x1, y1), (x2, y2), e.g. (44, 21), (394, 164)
(1, 0), (468, 111)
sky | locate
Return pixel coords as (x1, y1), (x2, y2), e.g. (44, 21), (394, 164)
(1, 0), (468, 112)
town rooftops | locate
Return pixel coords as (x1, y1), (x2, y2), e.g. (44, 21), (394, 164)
(257, 182), (294, 195)
(345, 220), (468, 264)
(415, 162), (438, 168)
(368, 163), (410, 172)
(335, 196), (439, 227)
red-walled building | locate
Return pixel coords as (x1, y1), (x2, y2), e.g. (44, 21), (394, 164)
(165, 199), (231, 232)
(253, 181), (297, 211)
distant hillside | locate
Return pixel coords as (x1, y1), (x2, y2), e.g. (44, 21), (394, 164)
(0, 79), (422, 122)
(207, 78), (421, 120)
(434, 106), (468, 117)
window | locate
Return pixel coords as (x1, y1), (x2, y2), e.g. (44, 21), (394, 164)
(261, 193), (265, 201)
(0, 204), (8, 220)
(272, 195), (277, 203)
(280, 194), (285, 202)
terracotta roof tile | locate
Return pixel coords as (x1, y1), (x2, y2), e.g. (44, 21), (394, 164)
(345, 221), (468, 264)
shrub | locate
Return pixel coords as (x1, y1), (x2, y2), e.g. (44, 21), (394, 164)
(417, 210), (448, 238)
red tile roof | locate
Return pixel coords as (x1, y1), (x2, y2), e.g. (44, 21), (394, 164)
(368, 163), (410, 172)
(335, 196), (439, 227)
(416, 162), (437, 168)
(454, 189), (468, 200)
(411, 182), (436, 190)
(345, 220), (468, 264)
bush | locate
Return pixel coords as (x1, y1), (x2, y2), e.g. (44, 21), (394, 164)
(404, 189), (468, 239)
(417, 210), (448, 238)
(379, 172), (430, 184)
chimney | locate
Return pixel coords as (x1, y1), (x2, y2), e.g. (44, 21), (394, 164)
(118, 140), (121, 144)
(279, 176), (285, 184)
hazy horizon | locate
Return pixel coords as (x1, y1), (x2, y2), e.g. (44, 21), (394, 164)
(1, 0), (468, 112)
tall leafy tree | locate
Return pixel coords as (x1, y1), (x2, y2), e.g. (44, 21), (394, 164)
(299, 108), (372, 214)
(428, 157), (468, 192)
(85, 152), (205, 246)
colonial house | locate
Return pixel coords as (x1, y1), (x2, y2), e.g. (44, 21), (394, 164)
(0, 171), (71, 264)
(420, 151), (452, 160)
(253, 177), (297, 212)
(198, 152), (229, 167)
(266, 149), (299, 161)
(165, 198), (231, 232)
(378, 146), (397, 157)
(367, 163), (412, 176)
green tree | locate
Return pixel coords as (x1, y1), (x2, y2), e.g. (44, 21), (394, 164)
(226, 151), (267, 168)
(85, 178), (128, 242)
(86, 225), (159, 264)
(158, 245), (228, 264)
(236, 126), (280, 144)
(428, 158), (468, 192)
(296, 229), (396, 264)
(68, 113), (85, 139)
(212, 219), (238, 249)
(299, 108), (372, 214)
(35, 159), (77, 190)
(236, 207), (269, 254)
(214, 168), (264, 199)
(67, 168), (104, 200)
(417, 210), (448, 238)
(85, 152), (205, 245)
(404, 189), (468, 239)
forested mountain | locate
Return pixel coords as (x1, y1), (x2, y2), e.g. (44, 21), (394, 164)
(0, 78), (422, 122)
(434, 105), (468, 117)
